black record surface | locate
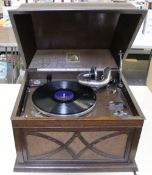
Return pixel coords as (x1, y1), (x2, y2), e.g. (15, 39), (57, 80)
(32, 80), (96, 117)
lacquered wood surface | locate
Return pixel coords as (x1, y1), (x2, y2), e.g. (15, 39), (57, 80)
(9, 3), (147, 173)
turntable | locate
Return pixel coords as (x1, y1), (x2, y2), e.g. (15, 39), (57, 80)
(9, 3), (147, 173)
(32, 80), (96, 117)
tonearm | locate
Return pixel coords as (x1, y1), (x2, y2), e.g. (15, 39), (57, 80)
(77, 50), (123, 90)
(77, 66), (111, 89)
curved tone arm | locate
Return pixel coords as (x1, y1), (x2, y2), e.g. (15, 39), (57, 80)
(77, 67), (111, 89)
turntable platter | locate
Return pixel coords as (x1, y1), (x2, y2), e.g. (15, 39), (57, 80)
(32, 80), (96, 117)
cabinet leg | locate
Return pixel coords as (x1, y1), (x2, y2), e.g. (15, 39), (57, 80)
(133, 171), (137, 175)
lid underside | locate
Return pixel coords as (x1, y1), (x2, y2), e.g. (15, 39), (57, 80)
(9, 3), (147, 68)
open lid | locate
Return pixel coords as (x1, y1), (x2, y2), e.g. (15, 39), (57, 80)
(9, 3), (147, 68)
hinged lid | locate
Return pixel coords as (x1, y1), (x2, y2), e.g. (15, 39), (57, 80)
(9, 3), (147, 69)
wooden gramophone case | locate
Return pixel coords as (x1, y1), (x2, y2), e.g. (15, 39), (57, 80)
(9, 3), (147, 173)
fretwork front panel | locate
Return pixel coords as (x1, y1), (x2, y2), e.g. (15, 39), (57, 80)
(25, 130), (132, 162)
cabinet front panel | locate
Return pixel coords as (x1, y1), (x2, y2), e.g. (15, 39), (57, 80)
(24, 130), (132, 162)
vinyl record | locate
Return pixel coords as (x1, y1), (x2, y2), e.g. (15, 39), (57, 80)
(32, 80), (96, 117)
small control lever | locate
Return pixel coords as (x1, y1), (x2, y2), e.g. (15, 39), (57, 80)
(47, 75), (52, 83)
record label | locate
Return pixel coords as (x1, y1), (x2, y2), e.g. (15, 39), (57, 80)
(54, 89), (75, 102)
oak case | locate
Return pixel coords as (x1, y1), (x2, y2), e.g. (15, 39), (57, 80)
(9, 3), (147, 173)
